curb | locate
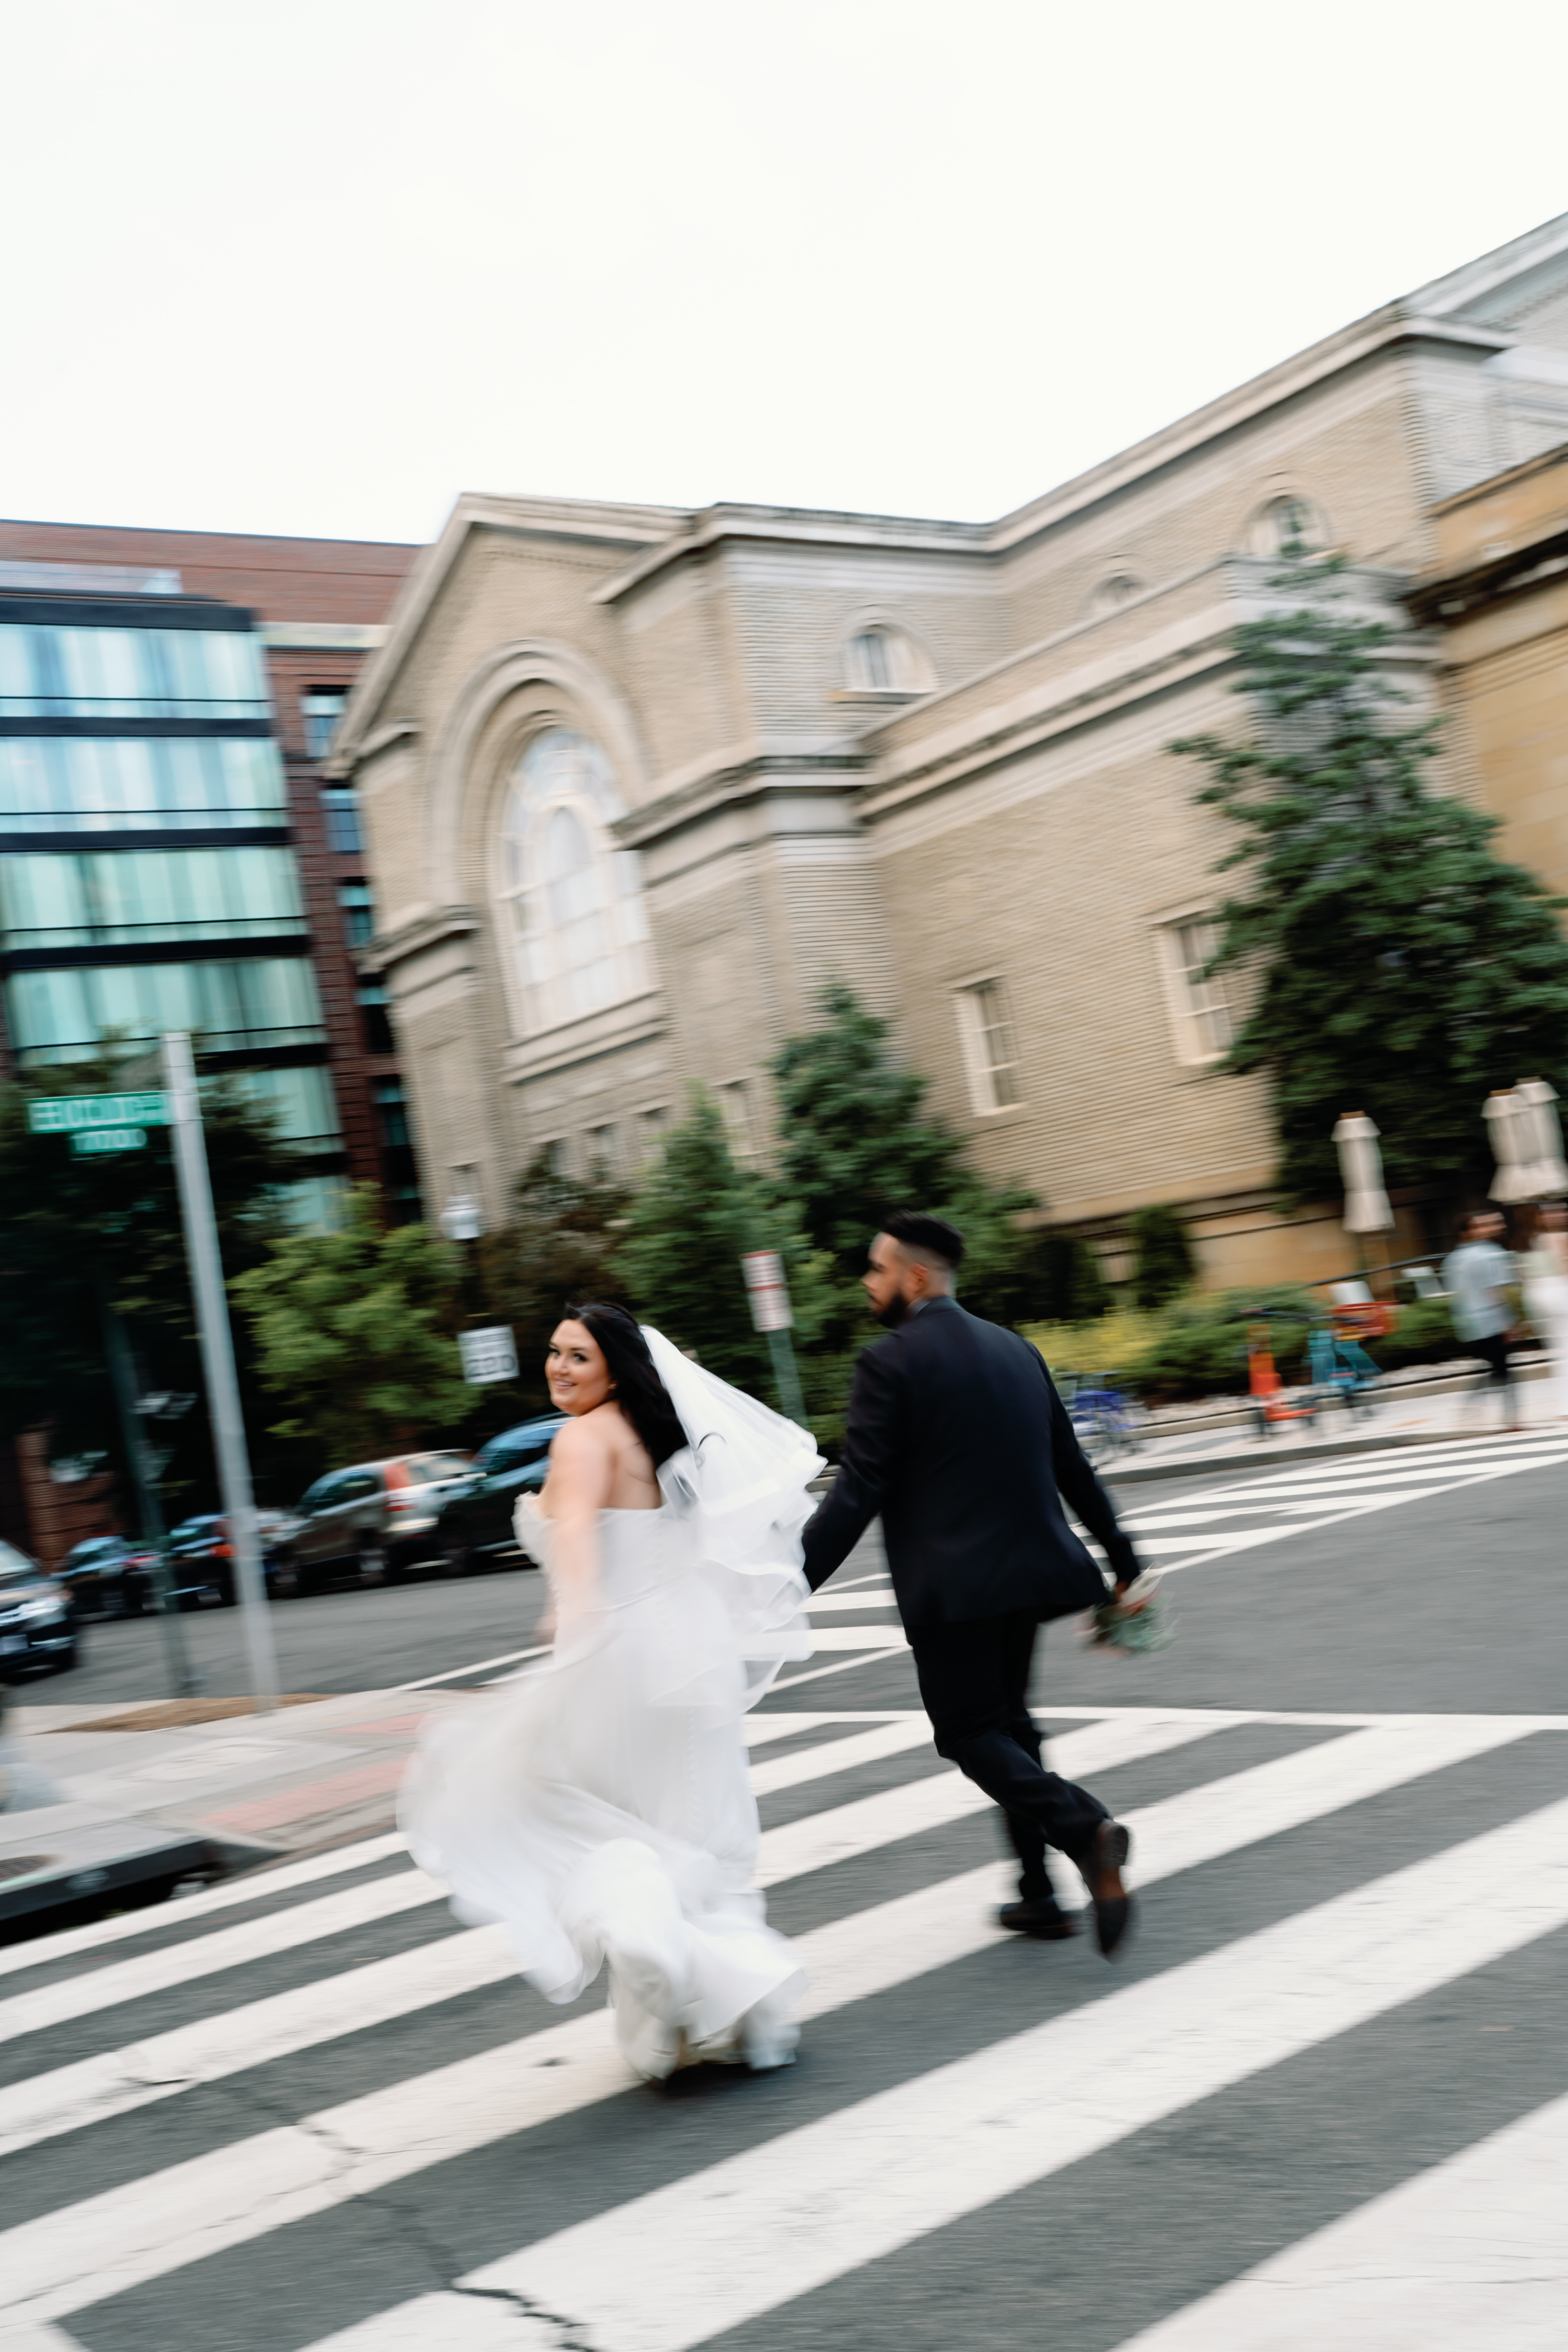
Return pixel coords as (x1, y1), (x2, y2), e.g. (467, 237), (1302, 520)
(1100, 1423), (1531, 1486)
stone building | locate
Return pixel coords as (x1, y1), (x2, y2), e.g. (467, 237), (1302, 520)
(1410, 438), (1568, 912)
(331, 212), (1568, 1287)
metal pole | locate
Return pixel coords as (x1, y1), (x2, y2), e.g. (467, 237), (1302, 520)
(99, 1290), (201, 1697)
(160, 1031), (278, 1712)
(766, 1327), (808, 1429)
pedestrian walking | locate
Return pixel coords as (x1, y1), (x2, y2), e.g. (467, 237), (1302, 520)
(1443, 1210), (1523, 1430)
(1521, 1202), (1568, 1421)
(801, 1210), (1142, 1956)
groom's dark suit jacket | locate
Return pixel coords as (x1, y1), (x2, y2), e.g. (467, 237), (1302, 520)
(801, 1296), (1139, 1627)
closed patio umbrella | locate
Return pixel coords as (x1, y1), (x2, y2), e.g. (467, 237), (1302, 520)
(1515, 1079), (1568, 1199)
(1332, 1112), (1394, 1234)
(1485, 1088), (1535, 1203)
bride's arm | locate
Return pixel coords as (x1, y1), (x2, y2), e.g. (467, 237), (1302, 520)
(542, 1415), (613, 1626)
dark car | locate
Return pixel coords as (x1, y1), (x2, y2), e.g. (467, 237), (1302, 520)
(55, 1534), (158, 1620)
(282, 1452), (478, 1590)
(164, 1512), (302, 1607)
(432, 1416), (565, 1574)
(0, 1540), (78, 1677)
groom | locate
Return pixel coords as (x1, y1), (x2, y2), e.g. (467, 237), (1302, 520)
(801, 1210), (1140, 1956)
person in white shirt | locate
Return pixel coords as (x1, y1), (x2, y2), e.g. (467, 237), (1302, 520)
(1443, 1210), (1522, 1430)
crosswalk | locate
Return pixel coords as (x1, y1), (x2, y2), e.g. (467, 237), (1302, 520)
(1111, 1426), (1568, 1572)
(3, 1695), (1567, 2351)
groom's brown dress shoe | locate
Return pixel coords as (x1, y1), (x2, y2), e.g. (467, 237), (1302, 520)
(1080, 1820), (1133, 1958)
(997, 1896), (1079, 1940)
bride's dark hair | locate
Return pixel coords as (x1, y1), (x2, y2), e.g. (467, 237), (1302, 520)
(561, 1300), (688, 1469)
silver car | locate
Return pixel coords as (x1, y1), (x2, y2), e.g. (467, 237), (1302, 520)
(283, 1452), (477, 1590)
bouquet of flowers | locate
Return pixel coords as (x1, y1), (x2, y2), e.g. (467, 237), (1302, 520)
(1087, 1568), (1173, 1655)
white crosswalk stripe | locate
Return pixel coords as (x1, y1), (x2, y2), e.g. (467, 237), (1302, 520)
(2, 1693), (1565, 2352)
(1116, 1430), (1568, 1569)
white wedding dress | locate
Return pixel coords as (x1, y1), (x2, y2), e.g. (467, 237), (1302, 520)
(400, 1331), (822, 2080)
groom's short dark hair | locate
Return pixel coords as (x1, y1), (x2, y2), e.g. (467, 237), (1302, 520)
(883, 1209), (965, 1269)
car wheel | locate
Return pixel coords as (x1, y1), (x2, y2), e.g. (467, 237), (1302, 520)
(442, 1537), (473, 1579)
(358, 1534), (389, 1587)
(51, 1643), (79, 1675)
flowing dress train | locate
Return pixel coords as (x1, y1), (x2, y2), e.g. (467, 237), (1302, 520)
(400, 1477), (811, 2080)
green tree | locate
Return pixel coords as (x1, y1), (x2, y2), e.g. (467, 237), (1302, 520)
(770, 982), (1046, 1325)
(0, 1058), (301, 1510)
(1039, 1232), (1112, 1322)
(232, 1186), (470, 1467)
(1129, 1203), (1197, 1310)
(1172, 561), (1568, 1200)
(619, 1093), (837, 1402)
(474, 1152), (633, 1418)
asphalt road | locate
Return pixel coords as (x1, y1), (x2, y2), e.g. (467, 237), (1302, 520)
(18, 1430), (1566, 1716)
(7, 1427), (1567, 2352)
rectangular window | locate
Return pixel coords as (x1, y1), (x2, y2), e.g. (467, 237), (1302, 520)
(587, 1122), (621, 1176)
(338, 879), (375, 948)
(301, 688), (349, 760)
(954, 979), (1023, 1114)
(638, 1106), (668, 1161)
(4, 955), (325, 1063)
(0, 845), (305, 950)
(320, 788), (362, 854)
(1157, 917), (1236, 1065)
(718, 1078), (757, 1160)
(0, 737), (288, 834)
(0, 624), (268, 720)
(356, 978), (395, 1056)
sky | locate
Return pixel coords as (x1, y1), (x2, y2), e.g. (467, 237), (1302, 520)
(4, 0), (1568, 548)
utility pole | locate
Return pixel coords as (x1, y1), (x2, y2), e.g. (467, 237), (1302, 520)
(161, 1031), (278, 1713)
(740, 1250), (808, 1427)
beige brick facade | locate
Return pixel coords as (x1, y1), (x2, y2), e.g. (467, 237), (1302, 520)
(333, 216), (1568, 1286)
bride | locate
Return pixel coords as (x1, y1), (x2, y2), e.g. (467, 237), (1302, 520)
(400, 1301), (822, 2080)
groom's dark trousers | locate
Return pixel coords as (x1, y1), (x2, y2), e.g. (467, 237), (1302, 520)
(802, 1297), (1142, 1894)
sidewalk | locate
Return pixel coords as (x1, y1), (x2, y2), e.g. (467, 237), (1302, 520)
(0, 1684), (477, 1936)
(1102, 1357), (1560, 1485)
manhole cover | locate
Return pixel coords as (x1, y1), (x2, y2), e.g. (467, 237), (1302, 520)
(0, 1855), (57, 1883)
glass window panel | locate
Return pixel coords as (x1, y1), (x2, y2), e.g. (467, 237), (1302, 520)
(0, 627), (36, 708)
(321, 786), (361, 851)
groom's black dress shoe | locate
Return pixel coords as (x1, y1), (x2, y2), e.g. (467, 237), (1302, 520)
(1080, 1820), (1134, 1958)
(997, 1895), (1079, 1940)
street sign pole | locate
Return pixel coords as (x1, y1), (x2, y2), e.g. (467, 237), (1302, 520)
(740, 1250), (809, 1428)
(160, 1031), (278, 1713)
(98, 1294), (200, 1698)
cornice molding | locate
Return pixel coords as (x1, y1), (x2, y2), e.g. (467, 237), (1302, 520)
(611, 753), (867, 851)
(355, 905), (478, 975)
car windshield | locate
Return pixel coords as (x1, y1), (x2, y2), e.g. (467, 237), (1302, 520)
(473, 1424), (558, 1472)
(169, 1518), (219, 1542)
(403, 1454), (474, 1484)
(0, 1543), (42, 1586)
(70, 1538), (122, 1563)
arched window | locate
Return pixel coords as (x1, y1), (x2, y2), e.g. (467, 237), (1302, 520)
(1250, 493), (1328, 559)
(494, 728), (653, 1034)
(1087, 571), (1145, 619)
(840, 624), (933, 694)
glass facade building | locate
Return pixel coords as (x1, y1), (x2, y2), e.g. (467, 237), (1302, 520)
(0, 583), (345, 1216)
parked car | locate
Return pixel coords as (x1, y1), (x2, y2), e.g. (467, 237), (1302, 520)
(433, 1416), (565, 1574)
(163, 1512), (303, 1607)
(281, 1453), (478, 1590)
(0, 1541), (78, 1677)
(54, 1534), (158, 1620)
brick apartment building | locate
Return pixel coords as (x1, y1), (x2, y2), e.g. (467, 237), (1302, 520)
(0, 518), (416, 1566)
(0, 517), (418, 1212)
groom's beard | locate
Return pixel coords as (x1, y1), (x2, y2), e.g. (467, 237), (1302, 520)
(872, 1292), (910, 1328)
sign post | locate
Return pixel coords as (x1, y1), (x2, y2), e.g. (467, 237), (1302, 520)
(160, 1033), (278, 1713)
(740, 1250), (808, 1428)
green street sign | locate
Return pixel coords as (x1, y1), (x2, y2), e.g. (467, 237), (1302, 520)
(71, 1127), (148, 1156)
(27, 1091), (171, 1136)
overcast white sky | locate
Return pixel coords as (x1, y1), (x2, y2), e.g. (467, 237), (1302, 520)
(4, 0), (1567, 547)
